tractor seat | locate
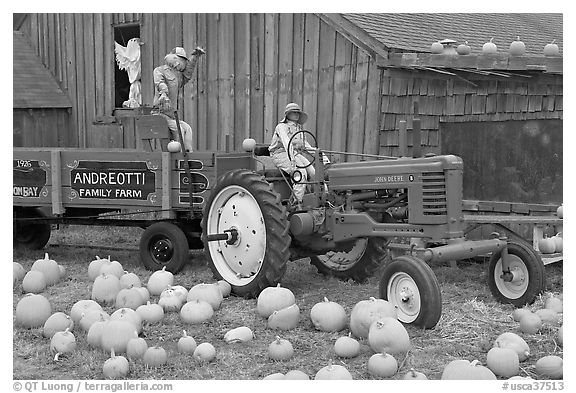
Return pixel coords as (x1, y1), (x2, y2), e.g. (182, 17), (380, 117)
(253, 144), (271, 157)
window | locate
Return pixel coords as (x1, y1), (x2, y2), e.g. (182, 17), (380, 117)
(114, 24), (140, 108)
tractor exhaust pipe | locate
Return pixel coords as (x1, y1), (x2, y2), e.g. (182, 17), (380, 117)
(412, 102), (422, 158)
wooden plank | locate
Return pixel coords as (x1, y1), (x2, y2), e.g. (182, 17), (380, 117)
(291, 13), (305, 105)
(103, 14), (114, 120)
(277, 13), (293, 119)
(83, 14), (96, 136)
(302, 14), (320, 135)
(74, 14), (87, 147)
(196, 14), (208, 150)
(182, 14), (197, 149)
(234, 13), (251, 146)
(346, 49), (369, 160)
(249, 13), (265, 143)
(331, 33), (351, 154)
(206, 13), (219, 150)
(217, 13), (234, 151)
(317, 19), (336, 152)
(50, 149), (64, 214)
(363, 58), (381, 155)
(63, 14), (78, 146)
(161, 152), (173, 219)
(94, 14), (104, 118)
(140, 14), (153, 108)
(263, 14), (278, 142)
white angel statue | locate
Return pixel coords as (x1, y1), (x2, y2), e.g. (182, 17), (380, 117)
(114, 37), (142, 108)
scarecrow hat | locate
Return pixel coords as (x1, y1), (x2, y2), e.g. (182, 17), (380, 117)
(281, 103), (308, 125)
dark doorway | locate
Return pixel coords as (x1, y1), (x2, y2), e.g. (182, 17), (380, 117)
(114, 24), (140, 108)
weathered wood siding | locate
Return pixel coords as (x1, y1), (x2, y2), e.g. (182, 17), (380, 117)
(18, 13), (381, 157)
(13, 108), (72, 147)
(378, 70), (563, 157)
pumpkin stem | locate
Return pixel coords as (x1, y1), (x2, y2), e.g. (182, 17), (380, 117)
(183, 330), (187, 337)
(470, 359), (480, 367)
(323, 297), (329, 302)
(54, 353), (60, 362)
(551, 39), (556, 45)
(111, 347), (116, 359)
(410, 368), (417, 377)
(44, 252), (50, 260)
(490, 37), (494, 43)
(275, 336), (281, 343)
(369, 297), (376, 301)
(517, 36), (521, 41)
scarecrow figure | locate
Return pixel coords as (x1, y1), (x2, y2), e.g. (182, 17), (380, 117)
(152, 46), (205, 152)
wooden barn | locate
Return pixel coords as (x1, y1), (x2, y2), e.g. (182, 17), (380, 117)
(13, 13), (562, 203)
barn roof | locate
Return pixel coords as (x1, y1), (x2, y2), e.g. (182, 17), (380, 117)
(341, 13), (563, 56)
(13, 31), (71, 109)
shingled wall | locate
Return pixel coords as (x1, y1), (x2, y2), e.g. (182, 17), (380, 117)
(378, 71), (563, 157)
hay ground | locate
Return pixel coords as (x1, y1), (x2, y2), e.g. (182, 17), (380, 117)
(13, 225), (563, 380)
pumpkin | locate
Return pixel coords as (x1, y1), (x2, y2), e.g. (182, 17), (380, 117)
(91, 273), (121, 305)
(403, 368), (428, 380)
(441, 359), (497, 380)
(368, 317), (411, 354)
(494, 332), (530, 362)
(50, 328), (76, 360)
(224, 326), (253, 343)
(535, 356), (562, 379)
(268, 336), (294, 361)
(170, 285), (188, 303)
(70, 299), (102, 324)
(310, 297), (347, 332)
(119, 271), (141, 289)
(158, 288), (183, 312)
(79, 309), (110, 332)
(509, 36), (526, 56)
(519, 312), (542, 334)
(535, 308), (560, 325)
(103, 348), (129, 379)
(146, 266), (174, 296)
(87, 317), (107, 348)
(512, 308), (532, 322)
(110, 308), (142, 334)
(284, 370), (309, 380)
(334, 334), (361, 358)
(13, 262), (26, 281)
(263, 373), (285, 380)
(143, 343), (168, 367)
(100, 320), (138, 354)
(368, 352), (398, 378)
(217, 280), (232, 297)
(256, 284), (296, 318)
(116, 286), (145, 310)
(31, 253), (60, 286)
(15, 293), (52, 328)
(22, 270), (47, 294)
(557, 325), (563, 347)
(430, 41), (444, 54)
(487, 345), (520, 377)
(456, 41), (471, 55)
(167, 140), (181, 153)
(136, 301), (164, 324)
(268, 303), (300, 330)
(43, 312), (74, 338)
(180, 299), (214, 324)
(99, 256), (124, 278)
(482, 38), (498, 54)
(349, 297), (397, 339)
(136, 287), (150, 303)
(544, 40), (560, 57)
(538, 237), (556, 254)
(186, 283), (223, 310)
(193, 342), (216, 362)
(551, 235), (563, 253)
(315, 364), (353, 380)
(126, 337), (148, 360)
(88, 256), (107, 281)
(177, 330), (197, 355)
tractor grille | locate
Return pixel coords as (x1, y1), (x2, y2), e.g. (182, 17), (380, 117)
(421, 171), (447, 215)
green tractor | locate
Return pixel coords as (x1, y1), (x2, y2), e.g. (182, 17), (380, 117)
(201, 131), (545, 329)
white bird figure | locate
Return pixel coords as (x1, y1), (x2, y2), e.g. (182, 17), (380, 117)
(114, 37), (142, 108)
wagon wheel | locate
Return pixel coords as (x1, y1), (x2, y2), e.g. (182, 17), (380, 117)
(310, 238), (388, 282)
(139, 222), (190, 273)
(287, 130), (317, 169)
(201, 169), (291, 298)
(13, 207), (51, 250)
(487, 240), (546, 306)
(379, 255), (442, 329)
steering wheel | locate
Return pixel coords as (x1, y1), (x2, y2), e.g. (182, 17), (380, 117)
(287, 130), (318, 169)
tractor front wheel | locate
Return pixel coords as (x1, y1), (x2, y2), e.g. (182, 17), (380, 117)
(379, 255), (442, 329)
(201, 169), (291, 298)
(310, 238), (387, 282)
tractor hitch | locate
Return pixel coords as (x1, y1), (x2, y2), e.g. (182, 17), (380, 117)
(206, 228), (239, 245)
(420, 237), (508, 264)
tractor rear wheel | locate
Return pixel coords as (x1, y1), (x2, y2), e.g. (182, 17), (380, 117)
(487, 240), (546, 307)
(310, 238), (387, 282)
(13, 208), (51, 250)
(201, 169), (291, 298)
(379, 255), (442, 329)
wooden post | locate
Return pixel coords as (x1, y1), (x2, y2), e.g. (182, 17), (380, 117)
(412, 101), (421, 158)
(398, 120), (407, 157)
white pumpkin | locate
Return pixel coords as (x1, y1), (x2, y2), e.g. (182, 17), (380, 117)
(186, 283), (223, 310)
(367, 317), (411, 355)
(146, 266), (174, 296)
(310, 297), (347, 332)
(349, 297), (397, 339)
(256, 284), (296, 318)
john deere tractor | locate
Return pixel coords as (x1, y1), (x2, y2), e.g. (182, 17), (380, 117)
(201, 131), (545, 328)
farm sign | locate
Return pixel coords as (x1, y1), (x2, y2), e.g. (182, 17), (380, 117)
(70, 161), (155, 200)
(13, 159), (48, 198)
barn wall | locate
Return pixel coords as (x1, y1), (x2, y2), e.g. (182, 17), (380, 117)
(18, 13), (382, 157)
(13, 108), (72, 147)
(378, 70), (563, 157)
